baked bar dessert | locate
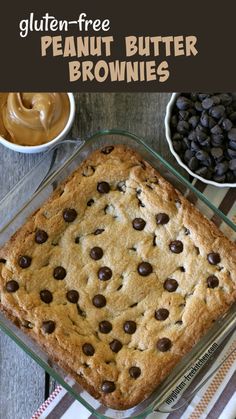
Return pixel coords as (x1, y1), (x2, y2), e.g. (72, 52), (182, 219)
(0, 145), (236, 409)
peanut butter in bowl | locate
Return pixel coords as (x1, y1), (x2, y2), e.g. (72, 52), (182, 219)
(0, 93), (75, 152)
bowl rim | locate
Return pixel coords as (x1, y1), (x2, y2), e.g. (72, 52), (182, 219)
(165, 92), (236, 188)
(0, 93), (76, 154)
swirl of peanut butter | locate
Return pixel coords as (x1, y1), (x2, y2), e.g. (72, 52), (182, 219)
(0, 93), (70, 146)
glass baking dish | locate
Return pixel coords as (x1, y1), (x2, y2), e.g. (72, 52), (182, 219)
(0, 129), (235, 418)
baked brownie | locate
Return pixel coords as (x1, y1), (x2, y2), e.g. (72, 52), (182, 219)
(0, 145), (236, 409)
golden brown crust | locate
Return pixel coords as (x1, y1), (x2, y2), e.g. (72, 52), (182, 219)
(0, 144), (236, 410)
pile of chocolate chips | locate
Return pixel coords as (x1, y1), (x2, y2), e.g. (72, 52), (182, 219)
(170, 93), (236, 183)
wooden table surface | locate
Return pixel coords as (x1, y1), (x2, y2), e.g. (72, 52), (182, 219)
(0, 92), (182, 419)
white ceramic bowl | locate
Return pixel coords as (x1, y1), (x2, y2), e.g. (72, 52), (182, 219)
(0, 93), (76, 154)
(165, 93), (236, 188)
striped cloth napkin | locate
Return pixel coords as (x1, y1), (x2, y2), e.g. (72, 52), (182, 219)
(32, 182), (236, 419)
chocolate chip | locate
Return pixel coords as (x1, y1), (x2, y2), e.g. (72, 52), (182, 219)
(210, 147), (223, 160)
(196, 166), (209, 177)
(207, 275), (219, 288)
(18, 255), (32, 268)
(99, 320), (112, 333)
(66, 290), (79, 303)
(92, 294), (106, 308)
(164, 278), (178, 292)
(156, 337), (172, 352)
(132, 218), (146, 231)
(6, 280), (19, 293)
(98, 267), (112, 281)
(169, 240), (183, 254)
(222, 118), (233, 131)
(229, 159), (236, 171)
(0, 258), (6, 263)
(189, 115), (199, 129)
(87, 199), (94, 207)
(176, 96), (192, 110)
(123, 320), (136, 334)
(129, 366), (141, 379)
(90, 247), (104, 261)
(177, 121), (189, 135)
(75, 236), (80, 244)
(196, 150), (209, 162)
(155, 308), (169, 321)
(42, 320), (55, 334)
(35, 230), (48, 244)
(228, 128), (236, 142)
(101, 146), (114, 154)
(137, 262), (153, 276)
(53, 266), (66, 280)
(97, 182), (110, 194)
(213, 174), (226, 183)
(202, 97), (214, 109)
(207, 252), (221, 265)
(101, 381), (116, 393)
(156, 213), (170, 225)
(82, 343), (95, 356)
(63, 208), (77, 222)
(210, 105), (225, 120)
(40, 290), (53, 304)
(94, 228), (105, 235)
(179, 110), (189, 121)
(215, 161), (229, 175)
(188, 157), (199, 171)
(109, 339), (123, 353)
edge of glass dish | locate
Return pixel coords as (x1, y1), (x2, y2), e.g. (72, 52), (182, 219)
(0, 128), (235, 418)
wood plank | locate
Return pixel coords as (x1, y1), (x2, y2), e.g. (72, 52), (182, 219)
(0, 92), (184, 417)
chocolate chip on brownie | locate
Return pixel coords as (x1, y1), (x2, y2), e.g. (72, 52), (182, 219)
(18, 255), (32, 268)
(156, 213), (170, 225)
(123, 320), (136, 334)
(92, 294), (106, 308)
(98, 267), (112, 281)
(53, 266), (67, 280)
(156, 337), (172, 352)
(129, 366), (141, 379)
(155, 308), (169, 321)
(109, 339), (123, 353)
(97, 182), (110, 193)
(90, 247), (104, 260)
(99, 320), (112, 333)
(164, 278), (178, 292)
(101, 381), (116, 393)
(82, 343), (95, 356)
(66, 290), (79, 303)
(40, 290), (53, 304)
(132, 218), (146, 230)
(137, 262), (153, 276)
(35, 230), (48, 244)
(42, 320), (56, 334)
(207, 275), (219, 288)
(207, 252), (221, 265)
(6, 280), (19, 293)
(169, 240), (183, 254)
(63, 208), (77, 222)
